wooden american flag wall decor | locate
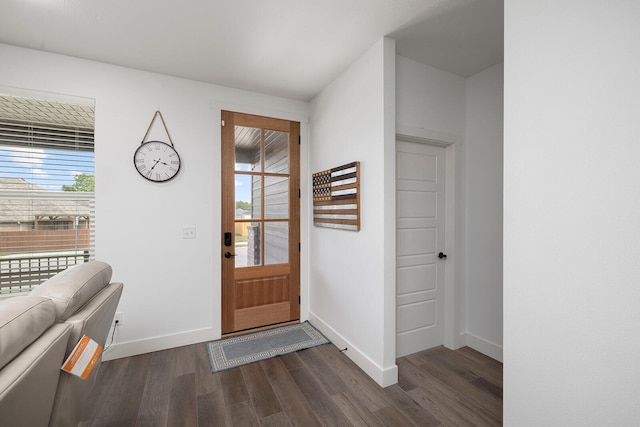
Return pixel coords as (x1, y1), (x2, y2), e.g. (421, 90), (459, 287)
(312, 161), (360, 231)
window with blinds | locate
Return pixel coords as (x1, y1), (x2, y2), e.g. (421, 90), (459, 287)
(0, 94), (95, 294)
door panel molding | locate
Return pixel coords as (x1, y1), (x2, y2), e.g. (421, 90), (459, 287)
(396, 134), (462, 356)
(396, 141), (445, 357)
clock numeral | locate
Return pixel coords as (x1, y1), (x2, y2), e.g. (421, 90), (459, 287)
(169, 167), (176, 172)
(135, 157), (145, 164)
(145, 170), (152, 178)
(155, 173), (161, 180)
(138, 165), (147, 171)
(171, 160), (179, 165)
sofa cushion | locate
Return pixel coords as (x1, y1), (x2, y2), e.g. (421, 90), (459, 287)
(0, 296), (56, 370)
(30, 261), (112, 321)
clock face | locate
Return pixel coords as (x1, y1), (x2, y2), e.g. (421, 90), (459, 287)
(133, 140), (181, 182)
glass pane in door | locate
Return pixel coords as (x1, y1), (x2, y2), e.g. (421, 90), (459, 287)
(235, 174), (260, 219)
(265, 222), (288, 265)
(236, 222), (261, 267)
(235, 126), (261, 172)
(264, 176), (288, 219)
(264, 130), (288, 173)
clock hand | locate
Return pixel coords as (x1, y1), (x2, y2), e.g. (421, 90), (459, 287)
(149, 159), (161, 172)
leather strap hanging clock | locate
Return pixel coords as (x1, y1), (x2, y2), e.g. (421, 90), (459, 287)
(133, 111), (181, 182)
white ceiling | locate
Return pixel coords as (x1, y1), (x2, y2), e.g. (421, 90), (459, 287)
(391, 0), (503, 78)
(0, 0), (503, 101)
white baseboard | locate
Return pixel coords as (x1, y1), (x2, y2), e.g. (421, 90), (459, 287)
(102, 327), (216, 361)
(308, 311), (398, 388)
(461, 332), (503, 363)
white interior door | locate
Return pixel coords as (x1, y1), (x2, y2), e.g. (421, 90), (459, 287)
(396, 141), (446, 358)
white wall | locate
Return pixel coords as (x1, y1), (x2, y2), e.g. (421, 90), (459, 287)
(505, 1), (640, 425)
(464, 62), (503, 360)
(0, 43), (310, 359)
(309, 38), (398, 387)
(396, 56), (465, 143)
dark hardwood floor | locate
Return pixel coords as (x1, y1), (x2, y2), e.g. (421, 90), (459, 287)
(81, 343), (502, 426)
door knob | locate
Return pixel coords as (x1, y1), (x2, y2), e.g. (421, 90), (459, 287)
(438, 252), (447, 259)
(224, 252), (237, 258)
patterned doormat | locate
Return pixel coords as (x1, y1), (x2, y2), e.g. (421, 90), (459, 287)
(206, 321), (330, 373)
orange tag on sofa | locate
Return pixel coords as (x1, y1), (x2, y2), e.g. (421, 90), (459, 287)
(61, 335), (102, 379)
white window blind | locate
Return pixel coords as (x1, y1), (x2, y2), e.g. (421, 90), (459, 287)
(0, 94), (95, 294)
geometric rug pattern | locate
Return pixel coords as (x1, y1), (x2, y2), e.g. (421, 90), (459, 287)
(206, 321), (330, 373)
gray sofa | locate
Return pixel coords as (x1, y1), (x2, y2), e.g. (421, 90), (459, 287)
(0, 261), (123, 427)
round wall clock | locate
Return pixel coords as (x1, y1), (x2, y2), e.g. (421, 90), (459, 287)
(133, 140), (181, 182)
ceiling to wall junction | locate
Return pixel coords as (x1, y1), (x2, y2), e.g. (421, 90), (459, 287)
(0, 0), (503, 100)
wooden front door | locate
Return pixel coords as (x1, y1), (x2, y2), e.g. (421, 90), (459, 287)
(221, 111), (300, 334)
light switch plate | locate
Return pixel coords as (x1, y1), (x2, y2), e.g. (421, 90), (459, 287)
(182, 226), (196, 239)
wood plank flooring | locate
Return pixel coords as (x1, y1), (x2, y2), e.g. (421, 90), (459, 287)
(81, 344), (502, 426)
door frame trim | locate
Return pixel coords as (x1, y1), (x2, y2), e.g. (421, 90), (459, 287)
(221, 110), (301, 334)
(396, 133), (462, 351)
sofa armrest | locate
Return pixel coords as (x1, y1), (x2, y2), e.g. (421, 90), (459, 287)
(0, 323), (71, 427)
(48, 282), (124, 427)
